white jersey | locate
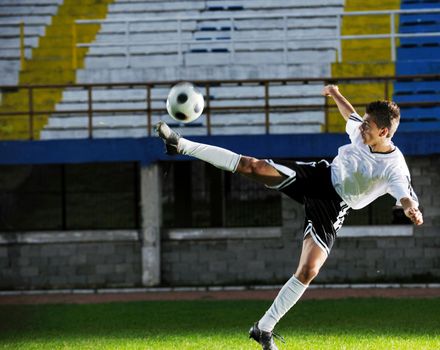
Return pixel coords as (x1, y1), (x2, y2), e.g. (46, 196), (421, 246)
(331, 113), (418, 210)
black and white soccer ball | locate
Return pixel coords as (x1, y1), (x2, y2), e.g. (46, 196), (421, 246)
(166, 82), (204, 123)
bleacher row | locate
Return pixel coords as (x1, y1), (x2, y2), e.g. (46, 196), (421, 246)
(0, 0), (440, 139)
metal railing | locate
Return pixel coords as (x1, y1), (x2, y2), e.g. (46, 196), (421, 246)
(74, 8), (440, 67)
(1, 75), (439, 140)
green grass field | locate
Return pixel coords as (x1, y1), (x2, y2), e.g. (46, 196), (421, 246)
(1, 298), (439, 349)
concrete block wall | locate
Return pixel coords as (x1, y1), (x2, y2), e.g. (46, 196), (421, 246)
(161, 232), (301, 286)
(0, 156), (438, 290)
(0, 239), (141, 289)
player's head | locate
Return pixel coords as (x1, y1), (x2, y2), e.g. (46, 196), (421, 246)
(365, 100), (400, 139)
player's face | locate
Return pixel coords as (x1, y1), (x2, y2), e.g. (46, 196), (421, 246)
(359, 114), (387, 146)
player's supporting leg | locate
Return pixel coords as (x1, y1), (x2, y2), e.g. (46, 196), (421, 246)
(249, 236), (327, 349)
(258, 235), (327, 332)
(156, 121), (285, 187)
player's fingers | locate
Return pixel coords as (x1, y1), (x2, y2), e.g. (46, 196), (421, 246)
(410, 210), (423, 225)
(416, 212), (423, 225)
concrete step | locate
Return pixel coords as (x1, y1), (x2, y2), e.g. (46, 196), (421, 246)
(184, 50), (336, 66)
(46, 114), (151, 128)
(207, 0), (343, 9)
(0, 25), (45, 38)
(0, 5), (59, 16)
(19, 69), (76, 84)
(108, 1), (204, 13)
(77, 38), (339, 57)
(55, 101), (148, 111)
(0, 16), (52, 25)
(40, 127), (149, 139)
(94, 31), (194, 43)
(84, 49), (335, 69)
(0, 0), (62, 5)
(0, 61), (20, 85)
(0, 37), (39, 48)
(76, 63), (331, 83)
(84, 54), (180, 69)
(98, 21), (198, 34)
(106, 10), (207, 19)
(23, 60), (76, 71)
(331, 62), (395, 76)
(197, 16), (338, 30)
(200, 7), (342, 17)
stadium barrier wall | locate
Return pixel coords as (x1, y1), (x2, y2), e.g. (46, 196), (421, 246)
(0, 138), (439, 289)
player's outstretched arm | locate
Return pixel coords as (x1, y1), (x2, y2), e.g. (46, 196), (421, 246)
(401, 197), (424, 225)
(322, 85), (357, 122)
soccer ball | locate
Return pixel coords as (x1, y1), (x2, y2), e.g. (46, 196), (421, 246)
(166, 82), (204, 123)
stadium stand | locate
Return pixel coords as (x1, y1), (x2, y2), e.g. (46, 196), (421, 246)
(41, 0), (345, 139)
(77, 0), (344, 81)
(394, 0), (440, 131)
(0, 0), (62, 85)
(0, 0), (114, 140)
(1, 0), (439, 139)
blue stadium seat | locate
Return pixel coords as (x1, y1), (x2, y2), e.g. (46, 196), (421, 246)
(399, 106), (440, 119)
(395, 2), (440, 132)
(396, 61), (440, 75)
(394, 94), (439, 103)
(397, 46), (440, 60)
(399, 36), (440, 46)
(207, 5), (243, 11)
(398, 120), (440, 131)
(394, 80), (440, 93)
(400, 23), (440, 32)
(400, 13), (440, 26)
(401, 0), (440, 10)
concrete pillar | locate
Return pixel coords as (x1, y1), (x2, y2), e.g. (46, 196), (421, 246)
(140, 163), (161, 286)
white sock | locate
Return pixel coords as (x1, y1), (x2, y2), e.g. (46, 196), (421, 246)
(258, 275), (307, 332)
(178, 138), (241, 172)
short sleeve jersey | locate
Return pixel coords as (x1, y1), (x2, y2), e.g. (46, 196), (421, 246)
(330, 113), (418, 210)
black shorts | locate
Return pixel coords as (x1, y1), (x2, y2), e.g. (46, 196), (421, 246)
(266, 159), (350, 255)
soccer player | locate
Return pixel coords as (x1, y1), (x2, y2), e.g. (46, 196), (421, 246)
(156, 84), (423, 350)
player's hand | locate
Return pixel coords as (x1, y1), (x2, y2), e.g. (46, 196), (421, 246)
(404, 207), (424, 225)
(322, 84), (339, 97)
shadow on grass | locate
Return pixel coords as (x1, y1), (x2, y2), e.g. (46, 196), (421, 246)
(0, 298), (439, 341)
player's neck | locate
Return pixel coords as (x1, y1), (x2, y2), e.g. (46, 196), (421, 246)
(369, 139), (394, 153)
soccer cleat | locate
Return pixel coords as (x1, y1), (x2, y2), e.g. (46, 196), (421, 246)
(155, 121), (181, 155)
(249, 322), (285, 350)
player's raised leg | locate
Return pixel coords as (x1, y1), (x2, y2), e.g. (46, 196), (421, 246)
(155, 121), (286, 187)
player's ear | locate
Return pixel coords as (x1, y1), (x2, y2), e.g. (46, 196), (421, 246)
(379, 127), (389, 138)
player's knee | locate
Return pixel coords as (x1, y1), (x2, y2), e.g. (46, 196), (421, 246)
(237, 157), (265, 175)
(250, 158), (268, 175)
(295, 264), (320, 284)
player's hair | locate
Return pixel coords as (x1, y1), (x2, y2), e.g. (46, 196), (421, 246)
(366, 100), (400, 138)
